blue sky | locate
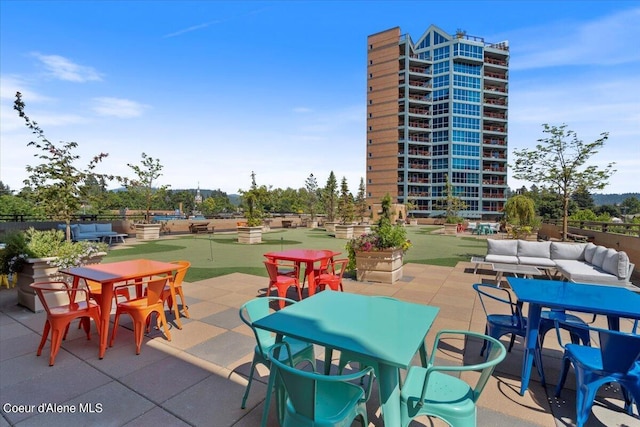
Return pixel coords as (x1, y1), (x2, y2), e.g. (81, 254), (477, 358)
(1, 1), (639, 196)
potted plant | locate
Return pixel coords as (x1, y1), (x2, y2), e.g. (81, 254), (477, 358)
(237, 171), (268, 244)
(122, 153), (168, 241)
(305, 173), (319, 229)
(437, 175), (467, 235)
(346, 194), (411, 284)
(1, 228), (107, 312)
(405, 200), (419, 226)
(334, 177), (355, 239)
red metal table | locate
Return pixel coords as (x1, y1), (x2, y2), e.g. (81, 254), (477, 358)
(263, 249), (340, 297)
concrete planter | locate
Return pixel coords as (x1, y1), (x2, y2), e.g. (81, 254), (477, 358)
(334, 224), (354, 239)
(409, 219), (418, 226)
(355, 248), (404, 284)
(135, 223), (161, 240)
(444, 223), (458, 235)
(237, 226), (262, 244)
(17, 253), (106, 312)
(353, 224), (371, 236)
(324, 221), (338, 233)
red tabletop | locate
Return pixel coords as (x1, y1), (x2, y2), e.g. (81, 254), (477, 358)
(62, 259), (178, 358)
(264, 249), (340, 297)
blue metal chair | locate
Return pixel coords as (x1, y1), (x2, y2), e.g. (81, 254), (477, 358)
(399, 330), (507, 427)
(265, 342), (374, 427)
(238, 297), (316, 410)
(473, 283), (590, 360)
(554, 320), (640, 426)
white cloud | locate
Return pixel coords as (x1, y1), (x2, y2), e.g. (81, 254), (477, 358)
(508, 7), (640, 70)
(32, 53), (102, 82)
(92, 97), (149, 118)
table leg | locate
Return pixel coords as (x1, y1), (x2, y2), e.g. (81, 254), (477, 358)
(99, 282), (114, 359)
(378, 363), (402, 426)
(520, 303), (543, 395)
(305, 261), (316, 297)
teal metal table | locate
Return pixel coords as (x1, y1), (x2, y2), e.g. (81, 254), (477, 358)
(507, 277), (640, 396)
(253, 291), (439, 426)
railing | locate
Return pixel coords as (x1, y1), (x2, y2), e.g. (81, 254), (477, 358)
(484, 57), (507, 66)
(546, 219), (640, 237)
(484, 98), (507, 106)
(484, 85), (507, 93)
(0, 213), (146, 223)
(483, 138), (506, 145)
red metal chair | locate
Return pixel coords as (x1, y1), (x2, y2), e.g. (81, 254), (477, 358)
(30, 281), (102, 366)
(316, 258), (348, 292)
(264, 260), (302, 308)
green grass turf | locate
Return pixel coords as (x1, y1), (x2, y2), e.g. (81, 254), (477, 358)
(104, 227), (488, 282)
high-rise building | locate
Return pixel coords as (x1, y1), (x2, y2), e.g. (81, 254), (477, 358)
(366, 25), (509, 219)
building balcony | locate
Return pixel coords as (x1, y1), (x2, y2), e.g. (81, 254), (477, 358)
(484, 57), (508, 66)
(483, 138), (506, 146)
(483, 125), (507, 133)
(484, 85), (507, 93)
(484, 112), (507, 120)
(484, 71), (507, 80)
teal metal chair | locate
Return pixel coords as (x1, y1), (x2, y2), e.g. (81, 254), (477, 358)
(399, 330), (507, 427)
(264, 342), (374, 427)
(239, 297), (316, 409)
(554, 320), (640, 426)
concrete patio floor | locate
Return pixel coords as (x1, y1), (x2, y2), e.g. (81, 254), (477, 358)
(1, 262), (638, 427)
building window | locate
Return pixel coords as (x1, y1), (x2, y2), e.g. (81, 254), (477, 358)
(453, 88), (480, 102)
(368, 126), (372, 131)
(369, 113), (372, 118)
(452, 116), (480, 130)
(452, 144), (480, 157)
(369, 86), (373, 91)
(453, 102), (480, 116)
(368, 152), (372, 157)
(369, 73), (373, 78)
(368, 139), (372, 144)
(369, 44), (373, 50)
(368, 166), (372, 171)
(453, 74), (481, 89)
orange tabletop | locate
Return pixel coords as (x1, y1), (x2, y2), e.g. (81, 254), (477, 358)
(61, 259), (178, 359)
(264, 249), (340, 297)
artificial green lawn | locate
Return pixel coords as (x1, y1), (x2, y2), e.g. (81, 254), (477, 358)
(103, 227), (488, 282)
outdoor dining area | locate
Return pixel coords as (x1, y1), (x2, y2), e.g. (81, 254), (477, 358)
(1, 253), (639, 426)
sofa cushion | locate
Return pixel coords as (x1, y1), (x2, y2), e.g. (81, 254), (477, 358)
(590, 245), (608, 268)
(554, 260), (628, 286)
(485, 254), (519, 264)
(600, 249), (630, 279)
(77, 223), (97, 233)
(583, 243), (597, 264)
(95, 223), (112, 233)
(518, 256), (557, 267)
(487, 239), (518, 256)
(518, 241), (551, 258)
(551, 242), (587, 260)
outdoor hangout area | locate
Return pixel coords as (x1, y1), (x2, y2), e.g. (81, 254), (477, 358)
(0, 224), (639, 427)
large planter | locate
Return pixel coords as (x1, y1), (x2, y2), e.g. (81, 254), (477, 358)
(17, 252), (107, 312)
(355, 248), (404, 284)
(324, 221), (338, 233)
(353, 224), (371, 236)
(237, 226), (262, 244)
(135, 223), (162, 241)
(334, 224), (354, 239)
(443, 223), (458, 235)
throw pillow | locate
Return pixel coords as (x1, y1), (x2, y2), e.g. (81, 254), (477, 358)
(487, 239), (518, 256)
(591, 245), (608, 269)
(583, 243), (597, 264)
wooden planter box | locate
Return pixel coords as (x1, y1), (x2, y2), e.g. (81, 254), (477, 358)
(237, 226), (262, 244)
(355, 248), (404, 284)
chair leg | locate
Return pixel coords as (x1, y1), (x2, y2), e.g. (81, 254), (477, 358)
(177, 287), (190, 318)
(48, 326), (65, 366)
(133, 318), (146, 355)
(241, 356), (259, 409)
(109, 311), (122, 347)
(555, 356), (571, 397)
(37, 321), (51, 357)
(156, 309), (172, 342)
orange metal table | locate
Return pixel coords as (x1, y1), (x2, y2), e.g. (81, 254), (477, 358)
(62, 259), (178, 358)
(263, 249), (340, 297)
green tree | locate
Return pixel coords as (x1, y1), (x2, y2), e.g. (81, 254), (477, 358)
(322, 171), (338, 222)
(572, 186), (595, 210)
(305, 173), (319, 221)
(436, 174), (467, 223)
(0, 181), (12, 196)
(239, 171), (269, 226)
(512, 124), (615, 240)
(14, 92), (114, 241)
(621, 196), (640, 215)
(337, 176), (354, 224)
(504, 194), (536, 226)
(354, 177), (368, 223)
(121, 152), (169, 222)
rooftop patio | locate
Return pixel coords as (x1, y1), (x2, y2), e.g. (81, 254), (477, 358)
(0, 261), (637, 426)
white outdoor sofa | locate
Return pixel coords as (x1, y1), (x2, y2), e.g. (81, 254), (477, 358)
(485, 239), (636, 288)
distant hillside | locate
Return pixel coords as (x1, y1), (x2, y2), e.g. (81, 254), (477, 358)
(592, 193), (640, 206)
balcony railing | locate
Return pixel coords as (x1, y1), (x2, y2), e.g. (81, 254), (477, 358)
(484, 71), (507, 80)
(484, 85), (507, 93)
(483, 138), (506, 145)
(484, 98), (507, 106)
(484, 57), (508, 66)
(484, 112), (506, 120)
(483, 125), (506, 132)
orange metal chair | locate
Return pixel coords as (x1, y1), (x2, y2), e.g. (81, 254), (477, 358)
(316, 258), (349, 292)
(264, 260), (302, 308)
(161, 260), (191, 329)
(265, 256), (298, 279)
(84, 279), (131, 307)
(30, 281), (102, 366)
(109, 276), (171, 355)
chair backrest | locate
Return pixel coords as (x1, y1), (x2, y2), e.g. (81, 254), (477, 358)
(329, 258), (349, 278)
(473, 283), (524, 328)
(425, 330), (507, 403)
(145, 277), (169, 306)
(239, 297), (296, 358)
(30, 281), (87, 312)
(264, 260), (280, 283)
(268, 342), (373, 421)
(170, 260), (191, 286)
